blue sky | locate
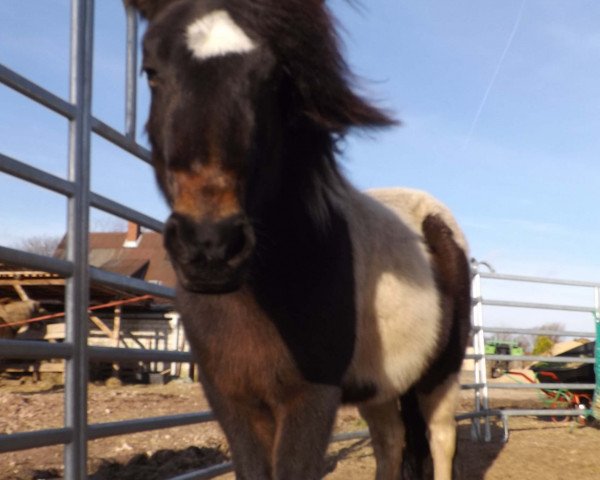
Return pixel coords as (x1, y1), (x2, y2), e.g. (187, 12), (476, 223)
(1, 0), (599, 330)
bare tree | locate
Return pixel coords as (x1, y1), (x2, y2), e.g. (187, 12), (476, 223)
(15, 235), (62, 257)
(535, 322), (565, 344)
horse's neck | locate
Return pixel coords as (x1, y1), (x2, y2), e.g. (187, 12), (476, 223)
(279, 126), (348, 209)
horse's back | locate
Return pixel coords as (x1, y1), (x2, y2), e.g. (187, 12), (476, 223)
(367, 187), (467, 252)
(343, 187), (470, 404)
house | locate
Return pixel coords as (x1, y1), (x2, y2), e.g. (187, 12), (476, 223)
(0, 224), (191, 381)
(55, 222), (176, 293)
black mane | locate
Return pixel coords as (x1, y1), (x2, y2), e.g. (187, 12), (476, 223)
(127, 0), (397, 134)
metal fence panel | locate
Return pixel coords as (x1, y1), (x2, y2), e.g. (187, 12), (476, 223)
(0, 1), (188, 477)
(0, 3), (226, 478)
(468, 266), (599, 442)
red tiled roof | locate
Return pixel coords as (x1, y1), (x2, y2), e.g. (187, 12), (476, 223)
(55, 230), (176, 289)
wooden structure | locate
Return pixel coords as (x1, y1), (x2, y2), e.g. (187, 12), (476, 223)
(0, 225), (192, 381)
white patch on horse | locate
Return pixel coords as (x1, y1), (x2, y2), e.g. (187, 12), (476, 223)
(343, 187), (467, 403)
(186, 10), (256, 60)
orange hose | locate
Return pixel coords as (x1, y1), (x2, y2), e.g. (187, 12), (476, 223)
(0, 294), (153, 329)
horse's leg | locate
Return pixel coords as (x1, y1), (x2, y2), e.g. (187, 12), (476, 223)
(272, 384), (341, 480)
(417, 373), (461, 480)
(358, 399), (405, 480)
(201, 380), (275, 479)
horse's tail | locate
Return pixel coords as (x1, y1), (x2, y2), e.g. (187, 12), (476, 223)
(399, 387), (432, 480)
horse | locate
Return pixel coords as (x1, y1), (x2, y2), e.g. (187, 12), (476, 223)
(126, 1), (471, 478)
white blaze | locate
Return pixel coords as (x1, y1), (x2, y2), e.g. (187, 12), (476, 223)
(186, 10), (256, 60)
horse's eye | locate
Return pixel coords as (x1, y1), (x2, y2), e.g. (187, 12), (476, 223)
(143, 68), (159, 88)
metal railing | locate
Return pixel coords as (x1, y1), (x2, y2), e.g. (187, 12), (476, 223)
(0, 2), (207, 478)
(465, 266), (599, 442)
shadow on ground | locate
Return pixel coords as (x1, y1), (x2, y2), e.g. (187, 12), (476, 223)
(81, 424), (506, 480)
(88, 446), (229, 480)
(456, 422), (506, 480)
(324, 437), (371, 475)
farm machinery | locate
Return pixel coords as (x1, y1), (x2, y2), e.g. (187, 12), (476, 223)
(502, 340), (597, 424)
(529, 341), (596, 423)
(485, 339), (524, 378)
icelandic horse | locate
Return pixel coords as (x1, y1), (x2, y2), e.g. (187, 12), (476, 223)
(126, 0), (471, 478)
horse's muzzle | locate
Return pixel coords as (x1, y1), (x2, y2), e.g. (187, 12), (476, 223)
(164, 212), (255, 294)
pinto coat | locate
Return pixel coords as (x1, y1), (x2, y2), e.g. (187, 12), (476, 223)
(126, 1), (471, 478)
(176, 186), (470, 479)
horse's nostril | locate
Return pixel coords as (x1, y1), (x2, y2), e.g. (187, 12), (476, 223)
(164, 214), (183, 250)
(223, 219), (255, 266)
(165, 213), (253, 268)
(164, 213), (194, 258)
(224, 223), (246, 261)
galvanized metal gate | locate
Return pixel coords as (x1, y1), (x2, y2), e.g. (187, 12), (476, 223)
(463, 265), (600, 442)
(0, 1), (209, 478)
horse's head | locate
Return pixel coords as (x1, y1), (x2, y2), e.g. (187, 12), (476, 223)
(129, 0), (395, 293)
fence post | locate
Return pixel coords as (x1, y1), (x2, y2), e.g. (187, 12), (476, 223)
(471, 270), (491, 441)
(64, 0), (94, 478)
(594, 288), (600, 421)
(124, 3), (138, 140)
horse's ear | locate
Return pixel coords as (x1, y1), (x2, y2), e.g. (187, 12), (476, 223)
(124, 0), (177, 20)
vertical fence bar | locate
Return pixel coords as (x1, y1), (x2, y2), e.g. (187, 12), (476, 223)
(125, 4), (138, 140)
(471, 271), (482, 439)
(471, 271), (491, 441)
(64, 0), (94, 477)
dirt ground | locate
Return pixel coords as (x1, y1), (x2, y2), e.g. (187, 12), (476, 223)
(1, 375), (599, 480)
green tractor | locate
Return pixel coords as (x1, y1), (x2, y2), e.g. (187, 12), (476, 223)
(485, 339), (525, 378)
